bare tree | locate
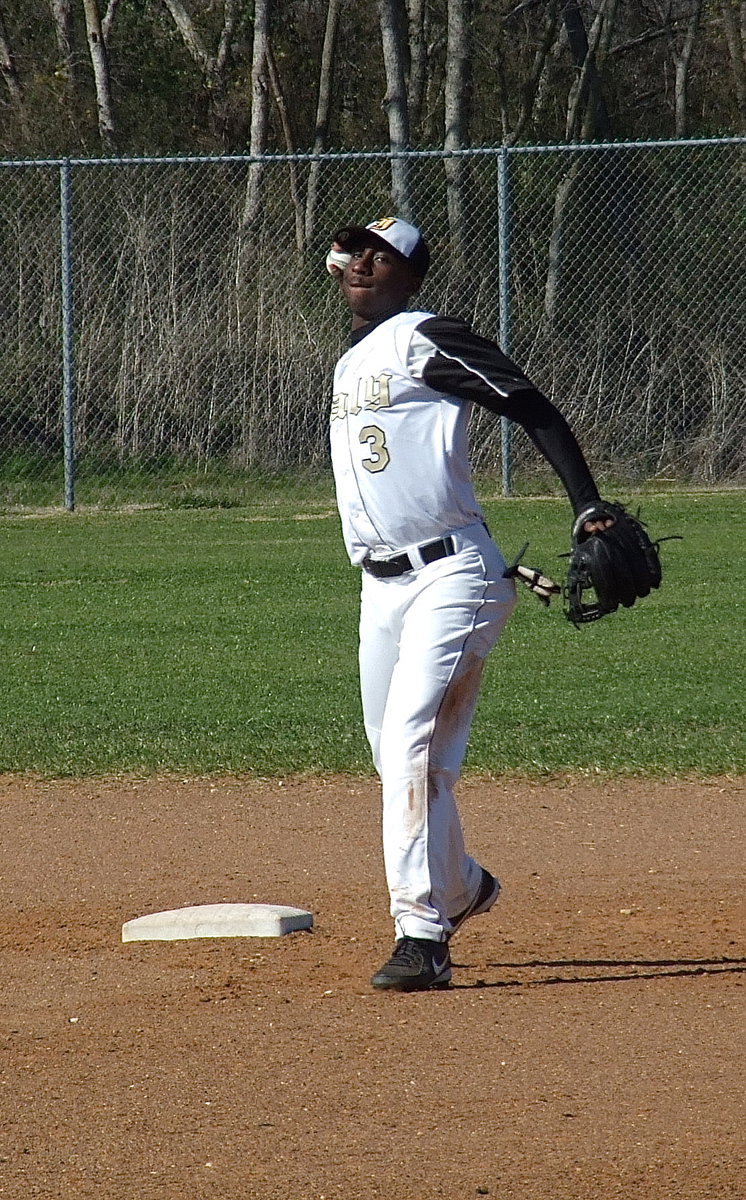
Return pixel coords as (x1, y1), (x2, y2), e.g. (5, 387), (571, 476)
(444, 0), (472, 257)
(406, 0), (427, 136)
(648, 0), (703, 137)
(81, 0), (116, 150)
(243, 0), (272, 227)
(266, 46), (304, 250)
(305, 0), (343, 247)
(377, 0), (412, 216)
(0, 4), (28, 138)
(101, 0), (120, 43)
(720, 0), (746, 130)
(545, 0), (619, 321)
(672, 0), (704, 137)
(561, 0), (615, 140)
(0, 0), (742, 160)
(49, 0), (118, 127)
(503, 0), (561, 145)
(49, 0), (76, 95)
(652, 0), (705, 136)
(161, 0), (212, 72)
(161, 0), (241, 141)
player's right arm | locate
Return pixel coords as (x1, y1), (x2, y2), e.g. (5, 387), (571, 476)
(411, 315), (601, 517)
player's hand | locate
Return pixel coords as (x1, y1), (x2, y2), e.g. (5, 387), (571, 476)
(326, 242), (351, 277)
(582, 515), (615, 534)
(575, 501), (617, 537)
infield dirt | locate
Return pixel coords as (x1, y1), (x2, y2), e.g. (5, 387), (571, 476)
(0, 773), (744, 1199)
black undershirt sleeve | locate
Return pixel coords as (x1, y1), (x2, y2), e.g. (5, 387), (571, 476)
(417, 315), (600, 515)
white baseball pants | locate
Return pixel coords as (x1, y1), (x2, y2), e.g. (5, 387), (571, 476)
(358, 522), (517, 942)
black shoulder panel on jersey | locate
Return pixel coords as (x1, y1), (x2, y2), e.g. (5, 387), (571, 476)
(418, 315), (536, 409)
(416, 315), (600, 515)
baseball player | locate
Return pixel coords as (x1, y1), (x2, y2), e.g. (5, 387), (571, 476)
(327, 216), (611, 991)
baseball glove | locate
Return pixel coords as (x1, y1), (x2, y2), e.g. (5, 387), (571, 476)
(564, 501), (664, 625)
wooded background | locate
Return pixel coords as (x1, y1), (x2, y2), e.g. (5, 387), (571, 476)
(1, 4), (744, 507)
(0, 1), (744, 159)
(1, 138), (743, 508)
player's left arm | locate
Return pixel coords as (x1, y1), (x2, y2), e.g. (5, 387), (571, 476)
(413, 316), (602, 520)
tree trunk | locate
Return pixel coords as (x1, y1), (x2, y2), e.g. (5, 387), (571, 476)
(102, 0), (120, 43)
(0, 4), (27, 138)
(377, 0), (412, 217)
(243, 0), (271, 228)
(266, 45), (304, 252)
(49, 0), (76, 93)
(673, 0), (703, 137)
(505, 0), (560, 146)
(578, 0), (618, 139)
(161, 0), (211, 72)
(720, 0), (746, 130)
(546, 0), (619, 322)
(652, 0), (704, 137)
(444, 0), (472, 258)
(161, 0), (239, 141)
(305, 0), (342, 247)
(561, 0), (614, 140)
(216, 0), (240, 77)
(406, 0), (427, 136)
(81, 0), (117, 151)
(544, 162), (579, 323)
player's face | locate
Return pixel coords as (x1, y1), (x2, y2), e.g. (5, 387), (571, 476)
(341, 242), (421, 325)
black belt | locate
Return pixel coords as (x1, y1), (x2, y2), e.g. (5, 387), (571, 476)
(362, 536), (455, 578)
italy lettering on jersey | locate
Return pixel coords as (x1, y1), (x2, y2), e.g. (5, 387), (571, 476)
(330, 310), (484, 565)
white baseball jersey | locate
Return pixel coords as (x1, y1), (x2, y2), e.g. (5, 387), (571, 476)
(330, 309), (599, 564)
(330, 310), (483, 562)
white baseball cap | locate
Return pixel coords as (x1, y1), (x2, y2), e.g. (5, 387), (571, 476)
(333, 217), (430, 278)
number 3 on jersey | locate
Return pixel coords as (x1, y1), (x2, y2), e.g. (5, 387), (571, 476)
(359, 424), (390, 473)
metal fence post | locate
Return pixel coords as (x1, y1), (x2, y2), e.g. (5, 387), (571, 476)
(497, 145), (512, 497)
(60, 158), (76, 511)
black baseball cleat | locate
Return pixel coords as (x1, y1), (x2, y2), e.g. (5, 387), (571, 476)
(447, 867), (501, 940)
(371, 937), (452, 991)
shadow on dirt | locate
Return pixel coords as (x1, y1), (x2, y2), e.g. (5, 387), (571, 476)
(449, 955), (746, 988)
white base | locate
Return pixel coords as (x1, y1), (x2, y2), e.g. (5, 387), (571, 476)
(121, 902), (313, 943)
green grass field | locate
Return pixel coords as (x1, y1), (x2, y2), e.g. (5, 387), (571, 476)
(1, 490), (743, 777)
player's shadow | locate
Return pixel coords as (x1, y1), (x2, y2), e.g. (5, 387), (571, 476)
(448, 955), (746, 989)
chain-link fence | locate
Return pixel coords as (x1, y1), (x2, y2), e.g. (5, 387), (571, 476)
(1, 138), (744, 510)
